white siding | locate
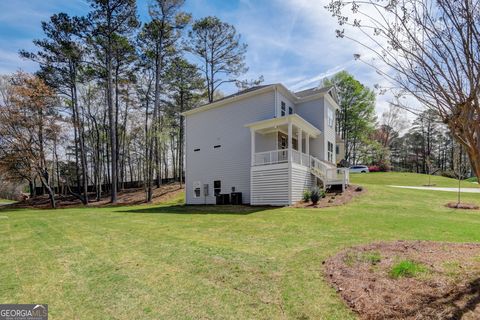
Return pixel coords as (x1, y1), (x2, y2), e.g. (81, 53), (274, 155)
(185, 90), (275, 204)
(291, 163), (314, 203)
(251, 164), (289, 206)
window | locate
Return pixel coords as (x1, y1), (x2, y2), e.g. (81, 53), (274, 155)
(194, 188), (201, 197)
(281, 101), (286, 116)
(327, 141), (334, 162)
(213, 145), (221, 149)
(288, 106), (293, 115)
(194, 148), (200, 152)
(214, 180), (221, 196)
(327, 107), (334, 127)
(336, 145), (339, 155)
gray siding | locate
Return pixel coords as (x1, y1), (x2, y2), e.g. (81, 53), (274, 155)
(185, 90), (275, 204)
(291, 163), (314, 203)
(276, 91), (295, 117)
(296, 99), (326, 160)
(323, 99), (337, 164)
(251, 164), (289, 206)
(256, 132), (277, 152)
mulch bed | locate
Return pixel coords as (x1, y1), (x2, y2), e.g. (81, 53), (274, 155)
(4, 183), (184, 209)
(446, 202), (480, 210)
(293, 185), (366, 208)
(324, 241), (480, 319)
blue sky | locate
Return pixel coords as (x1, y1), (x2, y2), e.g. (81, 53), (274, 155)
(0, 0), (391, 114)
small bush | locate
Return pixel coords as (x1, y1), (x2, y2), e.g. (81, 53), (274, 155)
(368, 165), (380, 172)
(344, 250), (381, 266)
(302, 190), (311, 202)
(355, 186), (363, 192)
(310, 187), (324, 205)
(390, 260), (427, 279)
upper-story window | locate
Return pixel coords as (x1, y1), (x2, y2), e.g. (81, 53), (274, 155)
(281, 101), (286, 116)
(327, 141), (334, 162)
(288, 106), (293, 115)
(327, 107), (334, 127)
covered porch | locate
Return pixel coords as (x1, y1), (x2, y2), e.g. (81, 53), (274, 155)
(245, 114), (321, 167)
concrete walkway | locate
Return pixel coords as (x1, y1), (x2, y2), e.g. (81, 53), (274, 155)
(389, 185), (480, 193)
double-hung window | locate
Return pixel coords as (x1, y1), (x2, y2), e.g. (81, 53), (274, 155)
(327, 142), (334, 162)
(214, 180), (221, 196)
(281, 101), (286, 116)
(327, 107), (334, 127)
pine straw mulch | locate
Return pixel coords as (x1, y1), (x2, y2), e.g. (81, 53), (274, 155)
(324, 241), (480, 320)
(4, 183), (184, 209)
(292, 185), (366, 208)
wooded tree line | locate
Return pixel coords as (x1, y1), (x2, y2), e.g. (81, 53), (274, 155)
(325, 71), (473, 178)
(327, 0), (480, 182)
(0, 0), (257, 208)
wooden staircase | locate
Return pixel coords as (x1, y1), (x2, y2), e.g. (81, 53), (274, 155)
(309, 156), (349, 190)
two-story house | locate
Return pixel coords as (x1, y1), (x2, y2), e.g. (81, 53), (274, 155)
(182, 84), (349, 206)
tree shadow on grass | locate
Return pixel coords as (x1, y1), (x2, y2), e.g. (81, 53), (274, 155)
(404, 277), (480, 319)
(118, 204), (274, 215)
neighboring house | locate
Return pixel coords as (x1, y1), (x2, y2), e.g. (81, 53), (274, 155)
(183, 83), (349, 206)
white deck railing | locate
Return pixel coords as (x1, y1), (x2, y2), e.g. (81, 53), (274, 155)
(253, 149), (289, 165)
(253, 149), (349, 186)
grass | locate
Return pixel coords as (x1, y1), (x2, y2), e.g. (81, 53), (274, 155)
(389, 260), (428, 279)
(353, 171), (479, 188)
(344, 251), (381, 267)
(0, 172), (479, 319)
(0, 199), (14, 204)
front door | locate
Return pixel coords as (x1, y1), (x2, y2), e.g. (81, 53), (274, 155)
(278, 132), (297, 150)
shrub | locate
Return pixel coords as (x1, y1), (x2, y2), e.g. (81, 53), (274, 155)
(310, 187), (325, 204)
(362, 251), (382, 265)
(390, 260), (428, 279)
(344, 250), (381, 266)
(302, 190), (311, 202)
(368, 165), (380, 172)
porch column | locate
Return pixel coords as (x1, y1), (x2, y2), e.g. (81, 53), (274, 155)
(287, 120), (292, 162)
(250, 128), (255, 166)
(305, 133), (310, 155)
(298, 129), (303, 154)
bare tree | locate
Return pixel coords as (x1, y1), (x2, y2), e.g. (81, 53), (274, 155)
(0, 73), (60, 208)
(327, 0), (480, 182)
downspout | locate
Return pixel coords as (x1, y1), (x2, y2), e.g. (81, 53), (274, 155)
(274, 85), (278, 117)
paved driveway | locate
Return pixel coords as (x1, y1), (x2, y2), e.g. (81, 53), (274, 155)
(390, 185), (480, 193)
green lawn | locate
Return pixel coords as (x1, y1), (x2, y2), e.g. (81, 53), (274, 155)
(0, 199), (15, 204)
(1, 172), (479, 319)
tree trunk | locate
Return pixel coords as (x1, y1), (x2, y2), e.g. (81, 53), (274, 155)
(72, 80), (88, 205)
(107, 47), (117, 203)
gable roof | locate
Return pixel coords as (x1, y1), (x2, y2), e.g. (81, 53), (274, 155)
(294, 86), (333, 98)
(208, 85), (272, 105)
(182, 83), (339, 116)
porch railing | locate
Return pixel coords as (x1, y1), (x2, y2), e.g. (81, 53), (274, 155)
(253, 149), (289, 165)
(253, 149), (350, 185)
